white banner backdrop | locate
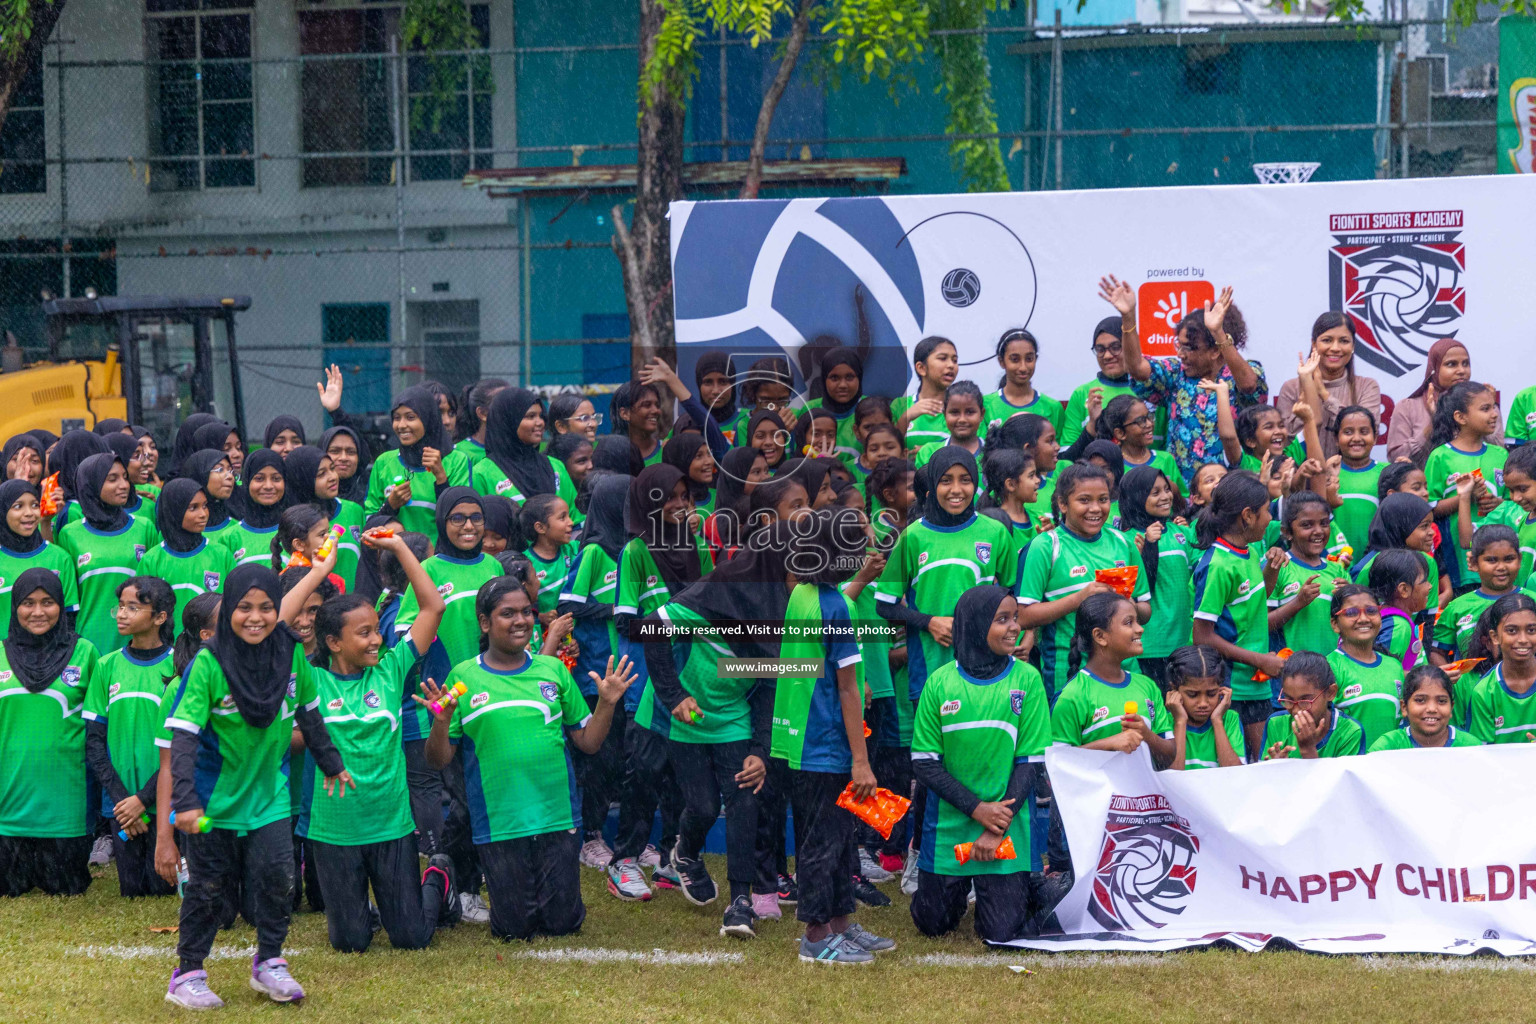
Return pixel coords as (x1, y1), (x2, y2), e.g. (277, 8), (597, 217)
(997, 745), (1536, 955)
(670, 175), (1536, 439)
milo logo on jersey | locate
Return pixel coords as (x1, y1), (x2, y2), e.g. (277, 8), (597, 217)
(471, 691), (490, 709)
(940, 699), (962, 716)
(108, 682), (121, 697)
(438, 582), (455, 597)
(1087, 793), (1200, 931)
(1343, 683), (1363, 700)
(328, 697), (345, 711)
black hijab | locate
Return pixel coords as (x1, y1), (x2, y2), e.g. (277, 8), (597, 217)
(817, 346), (864, 417)
(2, 433), (44, 482)
(746, 409), (787, 467)
(486, 388), (556, 499)
(435, 486), (484, 558)
(320, 425), (370, 504)
(694, 351), (737, 424)
(775, 457), (832, 509)
(5, 567), (78, 693)
(76, 452), (130, 531)
(180, 449), (233, 528)
(239, 449), (288, 529)
(193, 421), (238, 462)
(103, 433), (145, 513)
(1117, 465), (1171, 591)
(0, 479), (42, 553)
(626, 465), (701, 597)
(674, 520), (797, 657)
(1360, 493), (1434, 569)
(94, 418), (128, 436)
(663, 433), (712, 503)
(592, 435), (642, 476)
(169, 413), (218, 478)
(212, 565), (297, 729)
(264, 416), (305, 449)
(922, 446), (978, 529)
(711, 446), (762, 547)
(156, 477), (207, 553)
(29, 428), (58, 452)
(282, 445), (327, 509)
(952, 585), (1012, 680)
(582, 473), (631, 561)
(392, 385), (450, 471)
(480, 494), (516, 546)
(51, 429), (108, 503)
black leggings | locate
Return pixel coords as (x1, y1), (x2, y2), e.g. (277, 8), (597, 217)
(910, 870), (1030, 943)
(113, 829), (176, 898)
(787, 767), (858, 925)
(668, 739), (758, 890)
(310, 833), (445, 952)
(478, 829), (584, 941)
(611, 724), (681, 863)
(402, 738), (445, 856)
(575, 698), (627, 836)
(178, 818), (292, 973)
(0, 835), (92, 898)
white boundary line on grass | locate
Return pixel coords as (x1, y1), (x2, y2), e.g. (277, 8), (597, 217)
(1358, 956), (1536, 973)
(908, 953), (1174, 968)
(515, 948), (745, 966)
(73, 945), (311, 961)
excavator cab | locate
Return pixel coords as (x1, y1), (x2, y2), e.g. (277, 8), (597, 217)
(19, 295), (250, 444)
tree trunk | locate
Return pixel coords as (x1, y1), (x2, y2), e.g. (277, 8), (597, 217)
(0, 0), (65, 138)
(621, 0), (686, 375)
(739, 0), (812, 201)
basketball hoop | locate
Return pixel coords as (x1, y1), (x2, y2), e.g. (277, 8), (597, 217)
(1252, 162), (1321, 184)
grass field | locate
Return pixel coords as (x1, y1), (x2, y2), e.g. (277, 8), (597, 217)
(5, 858), (1536, 1024)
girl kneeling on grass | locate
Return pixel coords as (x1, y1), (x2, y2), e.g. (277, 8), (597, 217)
(165, 564), (354, 1009)
(418, 577), (635, 941)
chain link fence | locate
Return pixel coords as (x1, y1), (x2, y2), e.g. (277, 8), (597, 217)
(0, 7), (1510, 435)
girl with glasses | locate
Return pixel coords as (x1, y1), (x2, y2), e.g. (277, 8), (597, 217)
(1261, 650), (1365, 760)
(1325, 584), (1405, 748)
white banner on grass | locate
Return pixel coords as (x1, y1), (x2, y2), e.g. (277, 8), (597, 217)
(670, 175), (1536, 443)
(998, 745), (1536, 956)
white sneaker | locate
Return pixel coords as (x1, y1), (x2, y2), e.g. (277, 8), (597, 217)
(858, 847), (893, 883)
(638, 844), (662, 869)
(89, 835), (113, 866)
(900, 848), (920, 896)
(605, 858), (652, 901)
(968, 882), (977, 905)
(459, 892), (490, 924)
(579, 836), (614, 870)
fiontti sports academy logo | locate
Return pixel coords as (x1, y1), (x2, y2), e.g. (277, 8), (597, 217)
(1328, 209), (1466, 378)
(1088, 793), (1200, 930)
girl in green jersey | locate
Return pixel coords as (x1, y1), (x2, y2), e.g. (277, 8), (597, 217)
(546, 434), (593, 527)
(1163, 644), (1244, 769)
(984, 327), (1062, 435)
(140, 478), (234, 623)
(1424, 381), (1506, 590)
(1369, 664), (1482, 751)
(1465, 593), (1536, 744)
(178, 449), (240, 547)
(519, 493), (577, 627)
(44, 428), (108, 535)
(1329, 405), (1384, 555)
(893, 337), (958, 452)
(193, 420), (246, 484)
(225, 449), (288, 569)
(804, 346), (864, 463)
(663, 433), (716, 517)
(1432, 524), (1524, 664)
(452, 378), (509, 470)
(1100, 395), (1182, 495)
(550, 393), (602, 445)
(1268, 491), (1350, 656)
(1118, 466), (1192, 684)
(0, 567), (98, 897)
(1368, 548), (1431, 671)
(366, 385), (471, 535)
(1261, 651), (1365, 759)
(610, 379), (667, 465)
(284, 446), (366, 592)
(0, 479), (78, 627)
(982, 447), (1042, 535)
(3, 432), (45, 486)
(479, 495), (515, 556)
(473, 388), (568, 507)
(1326, 584), (1405, 747)
(104, 432), (157, 532)
(852, 423), (903, 496)
(57, 453), (159, 658)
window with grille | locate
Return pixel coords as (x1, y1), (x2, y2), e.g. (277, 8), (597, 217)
(145, 0), (255, 191)
(0, 50), (45, 194)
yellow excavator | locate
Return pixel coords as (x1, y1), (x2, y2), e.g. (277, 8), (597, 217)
(1, 295), (250, 444)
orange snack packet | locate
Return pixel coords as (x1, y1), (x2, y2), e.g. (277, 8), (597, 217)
(836, 784), (911, 840)
(1095, 565), (1139, 599)
(1254, 648), (1294, 683)
(954, 836), (1017, 865)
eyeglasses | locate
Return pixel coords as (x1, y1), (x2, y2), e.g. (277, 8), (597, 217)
(568, 413), (604, 427)
(1337, 605), (1380, 620)
(1124, 414), (1154, 429)
(1278, 692), (1325, 711)
(447, 512), (485, 526)
(1176, 339), (1215, 355)
(1090, 340), (1123, 357)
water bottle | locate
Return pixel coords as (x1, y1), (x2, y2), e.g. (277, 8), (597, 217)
(177, 856), (189, 898)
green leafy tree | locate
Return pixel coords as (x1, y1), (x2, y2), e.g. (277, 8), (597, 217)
(0, 0), (62, 138)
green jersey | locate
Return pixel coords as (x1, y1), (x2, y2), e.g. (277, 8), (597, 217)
(297, 638), (422, 846)
(912, 659), (1049, 876)
(1261, 708), (1365, 758)
(1466, 666), (1536, 744)
(83, 646), (173, 813)
(1353, 549), (1440, 618)
(875, 513), (1014, 700)
(1471, 500), (1536, 587)
(1050, 667), (1170, 746)
(1423, 442), (1508, 586)
(559, 545), (619, 697)
(1433, 587), (1514, 660)
(0, 541), (79, 623)
(0, 638), (98, 838)
(1193, 539), (1270, 701)
(471, 455), (578, 512)
(1162, 709), (1244, 769)
(395, 551), (502, 737)
(983, 390), (1063, 437)
(57, 517), (160, 658)
(914, 441), (987, 495)
(453, 436), (488, 472)
(323, 498), (368, 593)
(140, 540), (234, 623)
(365, 448), (471, 536)
(1269, 555), (1350, 656)
(1327, 649), (1404, 747)
(842, 582), (896, 699)
(1333, 461), (1385, 555)
(1129, 521), (1194, 658)
(1022, 466), (1060, 525)
(771, 584), (865, 770)
(1119, 448), (1185, 496)
(615, 535), (714, 710)
(637, 602), (761, 744)
(1015, 525), (1150, 697)
(445, 653), (591, 843)
(220, 520), (280, 570)
(891, 394), (951, 450)
(165, 646), (317, 832)
(1062, 375), (1157, 447)
(1367, 725), (1481, 752)
(718, 407), (751, 447)
(525, 542), (578, 617)
(1505, 385), (1536, 444)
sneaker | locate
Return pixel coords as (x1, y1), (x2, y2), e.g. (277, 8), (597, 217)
(89, 835), (113, 866)
(900, 849), (920, 896)
(580, 835), (614, 870)
(776, 872), (799, 904)
(459, 892), (490, 925)
(858, 847), (894, 883)
(751, 891), (781, 920)
(638, 844), (662, 869)
(877, 851), (905, 875)
(799, 932), (874, 964)
(165, 969), (224, 1010)
(968, 882), (977, 906)
(651, 860), (681, 890)
(853, 874), (891, 908)
(669, 848), (718, 906)
(719, 894), (757, 939)
(606, 858), (653, 902)
(841, 921), (897, 953)
(249, 957), (305, 1003)
(424, 854), (460, 927)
